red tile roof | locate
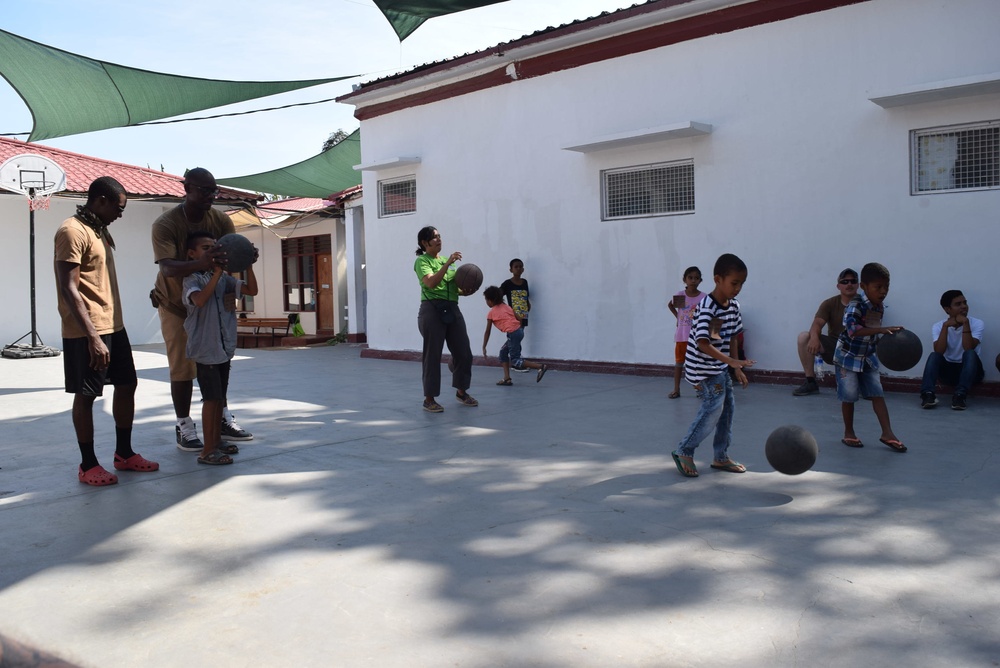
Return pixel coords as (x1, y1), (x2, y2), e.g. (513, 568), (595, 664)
(0, 137), (257, 201)
(255, 197), (334, 214)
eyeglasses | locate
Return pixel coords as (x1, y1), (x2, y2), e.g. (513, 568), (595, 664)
(188, 184), (220, 197)
(839, 278), (858, 285)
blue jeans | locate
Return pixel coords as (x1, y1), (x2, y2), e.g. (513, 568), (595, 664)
(836, 364), (884, 403)
(675, 369), (735, 461)
(920, 350), (984, 396)
(499, 327), (525, 369)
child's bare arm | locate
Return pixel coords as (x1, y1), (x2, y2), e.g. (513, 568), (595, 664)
(482, 319), (492, 355)
(189, 267), (224, 308)
(852, 325), (901, 338)
(242, 265), (259, 297)
(695, 337), (755, 369)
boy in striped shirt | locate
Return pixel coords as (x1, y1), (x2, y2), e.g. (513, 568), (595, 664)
(671, 254), (755, 478)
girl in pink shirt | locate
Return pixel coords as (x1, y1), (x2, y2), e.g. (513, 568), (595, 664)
(483, 286), (548, 385)
(667, 266), (704, 398)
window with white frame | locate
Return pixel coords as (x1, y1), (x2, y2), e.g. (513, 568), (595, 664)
(602, 159), (694, 220)
(912, 120), (999, 194)
(378, 175), (417, 217)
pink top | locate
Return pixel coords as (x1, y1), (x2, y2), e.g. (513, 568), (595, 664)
(674, 290), (704, 343)
(488, 303), (522, 334)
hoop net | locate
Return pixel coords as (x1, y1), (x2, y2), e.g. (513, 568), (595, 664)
(28, 191), (52, 211)
(21, 180), (55, 211)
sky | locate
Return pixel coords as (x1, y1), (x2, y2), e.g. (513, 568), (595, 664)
(0, 0), (641, 183)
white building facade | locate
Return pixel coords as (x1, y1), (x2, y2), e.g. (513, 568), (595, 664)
(340, 0), (1000, 383)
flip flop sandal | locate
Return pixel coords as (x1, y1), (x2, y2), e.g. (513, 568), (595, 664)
(496, 378), (513, 386)
(841, 437), (864, 448)
(217, 443), (240, 455)
(198, 451), (234, 465)
(671, 452), (698, 477)
(113, 453), (160, 471)
(879, 438), (907, 453)
(668, 391), (680, 399)
(423, 400), (444, 413)
(536, 365), (548, 383)
(710, 459), (747, 473)
(78, 465), (118, 486)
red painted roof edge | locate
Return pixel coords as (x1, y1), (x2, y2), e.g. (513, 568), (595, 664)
(339, 0), (872, 119)
(0, 136), (259, 201)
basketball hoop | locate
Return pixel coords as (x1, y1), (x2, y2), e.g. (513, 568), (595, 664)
(0, 153), (66, 201)
(0, 153), (67, 358)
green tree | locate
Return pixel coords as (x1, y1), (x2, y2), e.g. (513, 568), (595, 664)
(322, 129), (349, 153)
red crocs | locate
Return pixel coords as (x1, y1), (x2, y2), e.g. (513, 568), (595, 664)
(113, 453), (160, 472)
(78, 465), (118, 486)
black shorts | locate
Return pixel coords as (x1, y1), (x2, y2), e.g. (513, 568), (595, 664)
(196, 360), (231, 403)
(63, 329), (138, 396)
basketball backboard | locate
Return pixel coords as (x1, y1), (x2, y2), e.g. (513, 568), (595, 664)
(0, 153), (67, 196)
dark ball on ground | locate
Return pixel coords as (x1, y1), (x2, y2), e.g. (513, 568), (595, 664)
(877, 328), (923, 372)
(454, 263), (483, 296)
(216, 233), (256, 273)
(765, 425), (819, 475)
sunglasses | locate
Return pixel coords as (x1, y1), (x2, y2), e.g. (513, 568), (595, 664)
(188, 184), (220, 197)
(103, 195), (126, 213)
(839, 278), (858, 285)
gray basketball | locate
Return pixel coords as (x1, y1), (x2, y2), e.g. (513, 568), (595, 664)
(217, 233), (256, 273)
(765, 425), (819, 475)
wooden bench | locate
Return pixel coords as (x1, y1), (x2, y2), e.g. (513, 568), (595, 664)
(237, 316), (293, 347)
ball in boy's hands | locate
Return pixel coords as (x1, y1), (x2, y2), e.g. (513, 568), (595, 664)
(216, 233), (257, 273)
(765, 425), (819, 475)
(454, 263), (483, 296)
(996, 352), (1000, 374)
(876, 328), (923, 372)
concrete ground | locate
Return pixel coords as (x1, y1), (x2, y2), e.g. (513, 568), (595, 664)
(1, 343), (998, 668)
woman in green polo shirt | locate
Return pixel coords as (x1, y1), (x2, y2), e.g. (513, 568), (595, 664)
(414, 226), (477, 413)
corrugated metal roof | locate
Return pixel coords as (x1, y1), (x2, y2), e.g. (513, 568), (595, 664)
(0, 137), (257, 201)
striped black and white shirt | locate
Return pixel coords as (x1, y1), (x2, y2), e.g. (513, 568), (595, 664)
(684, 293), (743, 383)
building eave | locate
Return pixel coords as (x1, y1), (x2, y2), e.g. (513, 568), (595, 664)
(338, 0), (870, 121)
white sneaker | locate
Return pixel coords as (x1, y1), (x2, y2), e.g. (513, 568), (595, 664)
(221, 416), (253, 441)
(176, 419), (203, 452)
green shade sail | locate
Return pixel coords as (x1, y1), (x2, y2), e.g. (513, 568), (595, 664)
(0, 29), (353, 141)
(217, 129), (362, 199)
(374, 0), (509, 40)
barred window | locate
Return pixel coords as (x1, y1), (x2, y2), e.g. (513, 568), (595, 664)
(602, 160), (694, 220)
(912, 121), (999, 194)
(378, 176), (416, 217)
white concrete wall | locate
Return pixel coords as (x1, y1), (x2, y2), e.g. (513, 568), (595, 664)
(354, 0), (1000, 378)
(0, 196), (173, 348)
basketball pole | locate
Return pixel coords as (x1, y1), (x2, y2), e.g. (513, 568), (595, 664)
(28, 186), (39, 347)
(5, 186), (45, 349)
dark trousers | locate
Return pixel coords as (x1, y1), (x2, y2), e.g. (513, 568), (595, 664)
(920, 350), (984, 396)
(418, 300), (473, 398)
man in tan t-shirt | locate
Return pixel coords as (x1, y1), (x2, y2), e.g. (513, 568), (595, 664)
(151, 167), (254, 449)
(55, 176), (158, 486)
(793, 267), (859, 396)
